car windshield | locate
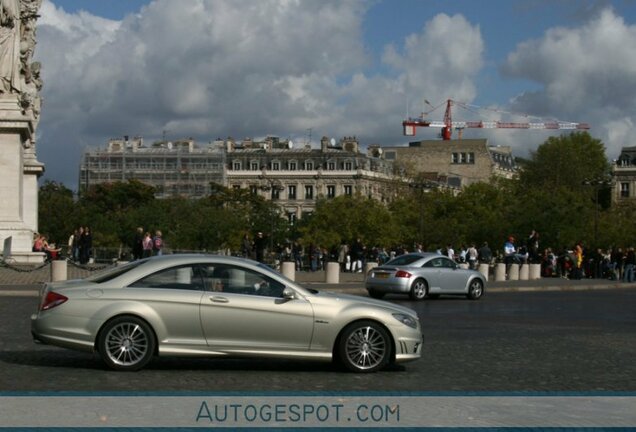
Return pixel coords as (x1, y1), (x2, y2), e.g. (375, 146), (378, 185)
(385, 254), (424, 266)
(85, 259), (147, 283)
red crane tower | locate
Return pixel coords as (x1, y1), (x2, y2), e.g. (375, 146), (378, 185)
(402, 99), (590, 140)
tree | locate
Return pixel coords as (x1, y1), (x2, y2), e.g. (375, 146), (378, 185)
(38, 181), (76, 246)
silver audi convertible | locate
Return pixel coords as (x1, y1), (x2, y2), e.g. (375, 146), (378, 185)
(31, 254), (422, 372)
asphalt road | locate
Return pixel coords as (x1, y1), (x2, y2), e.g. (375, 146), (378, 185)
(1, 288), (635, 392)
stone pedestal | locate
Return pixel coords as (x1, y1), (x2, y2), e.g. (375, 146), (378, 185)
(281, 261), (295, 281)
(494, 263), (506, 281)
(478, 263), (489, 281)
(51, 260), (68, 282)
(519, 264), (529, 281)
(0, 95), (45, 263)
(529, 264), (542, 280)
(364, 262), (378, 274)
(325, 262), (340, 283)
(508, 263), (520, 281)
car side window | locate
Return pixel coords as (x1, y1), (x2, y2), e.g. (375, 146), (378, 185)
(129, 265), (203, 291)
(201, 264), (285, 298)
(423, 258), (442, 268)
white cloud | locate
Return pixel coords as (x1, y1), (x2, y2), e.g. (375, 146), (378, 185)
(501, 8), (636, 158)
(34, 1), (487, 187)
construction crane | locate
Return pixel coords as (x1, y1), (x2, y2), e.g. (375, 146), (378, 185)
(403, 99), (590, 140)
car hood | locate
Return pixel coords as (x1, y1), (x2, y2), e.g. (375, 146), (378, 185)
(312, 290), (417, 317)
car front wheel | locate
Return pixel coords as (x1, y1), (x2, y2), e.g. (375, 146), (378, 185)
(409, 278), (428, 300)
(97, 316), (156, 371)
(338, 320), (391, 373)
(467, 279), (484, 300)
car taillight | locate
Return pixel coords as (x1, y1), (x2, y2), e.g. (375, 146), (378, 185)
(40, 291), (68, 311)
(395, 270), (412, 278)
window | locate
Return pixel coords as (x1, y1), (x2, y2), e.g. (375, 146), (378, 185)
(621, 182), (630, 198)
(272, 162), (280, 171)
(129, 265), (203, 291)
(288, 185), (297, 200)
(289, 162), (297, 171)
(305, 185), (314, 199)
(305, 161), (313, 170)
(233, 184), (241, 190)
(467, 152), (475, 164)
(249, 185), (258, 195)
(233, 161), (241, 170)
(327, 185), (336, 198)
(345, 162), (353, 170)
(344, 185), (353, 196)
(272, 187), (281, 200)
(452, 153), (459, 164)
(199, 264), (285, 297)
(328, 162), (335, 170)
(250, 162), (259, 171)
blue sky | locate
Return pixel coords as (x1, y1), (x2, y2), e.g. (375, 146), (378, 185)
(33, 0), (636, 187)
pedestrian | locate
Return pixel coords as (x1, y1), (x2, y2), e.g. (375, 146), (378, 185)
(142, 232), (153, 258)
(478, 242), (492, 264)
(152, 230), (164, 256)
(254, 231), (267, 263)
(79, 227), (92, 264)
(132, 227), (144, 260)
(241, 233), (252, 259)
(623, 247), (635, 283)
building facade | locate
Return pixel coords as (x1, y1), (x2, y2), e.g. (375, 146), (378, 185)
(79, 135), (400, 220)
(381, 139), (517, 187)
(79, 136), (226, 199)
(612, 146), (636, 203)
(224, 136), (398, 221)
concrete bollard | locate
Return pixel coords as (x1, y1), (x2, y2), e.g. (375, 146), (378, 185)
(325, 262), (340, 284)
(529, 263), (542, 280)
(364, 262), (378, 275)
(508, 263), (520, 280)
(478, 263), (489, 281)
(281, 261), (295, 281)
(519, 264), (529, 280)
(459, 263), (469, 269)
(51, 260), (68, 282)
(494, 263), (506, 281)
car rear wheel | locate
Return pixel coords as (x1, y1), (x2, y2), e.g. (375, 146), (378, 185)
(338, 320), (391, 373)
(409, 278), (428, 300)
(367, 289), (385, 299)
(98, 316), (156, 371)
(467, 279), (484, 300)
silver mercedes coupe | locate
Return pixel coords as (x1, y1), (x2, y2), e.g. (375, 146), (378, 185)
(31, 254), (422, 372)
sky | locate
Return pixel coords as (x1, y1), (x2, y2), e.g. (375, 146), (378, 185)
(31, 0), (636, 188)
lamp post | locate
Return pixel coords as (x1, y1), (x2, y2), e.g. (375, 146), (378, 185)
(409, 180), (436, 245)
(259, 175), (284, 255)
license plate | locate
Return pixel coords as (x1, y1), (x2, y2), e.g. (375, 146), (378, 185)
(375, 273), (390, 279)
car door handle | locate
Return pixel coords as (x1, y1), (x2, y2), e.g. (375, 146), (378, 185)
(209, 296), (229, 303)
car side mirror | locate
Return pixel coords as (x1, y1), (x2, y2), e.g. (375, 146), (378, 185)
(282, 287), (296, 300)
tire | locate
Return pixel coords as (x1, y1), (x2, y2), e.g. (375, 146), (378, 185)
(97, 316), (156, 371)
(467, 279), (484, 300)
(368, 289), (385, 299)
(409, 278), (428, 300)
(338, 320), (391, 373)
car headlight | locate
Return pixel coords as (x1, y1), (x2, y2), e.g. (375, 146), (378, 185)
(392, 313), (418, 329)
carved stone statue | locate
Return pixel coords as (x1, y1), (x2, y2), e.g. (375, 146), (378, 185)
(0, 0), (21, 94)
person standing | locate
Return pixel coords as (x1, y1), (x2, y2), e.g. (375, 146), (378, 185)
(478, 242), (492, 264)
(132, 227), (144, 260)
(152, 230), (164, 256)
(253, 232), (267, 263)
(241, 233), (252, 259)
(79, 226), (92, 264)
(142, 232), (153, 258)
(623, 247), (635, 283)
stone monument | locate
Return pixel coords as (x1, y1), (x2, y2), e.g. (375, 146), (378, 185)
(0, 0), (45, 263)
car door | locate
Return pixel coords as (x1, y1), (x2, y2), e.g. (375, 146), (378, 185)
(127, 264), (206, 346)
(198, 264), (314, 352)
(436, 257), (469, 293)
(421, 258), (442, 293)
